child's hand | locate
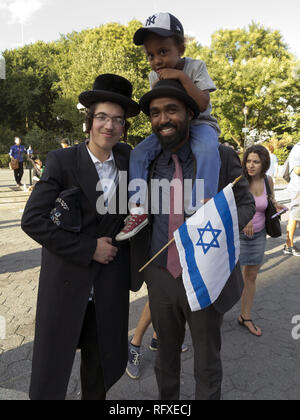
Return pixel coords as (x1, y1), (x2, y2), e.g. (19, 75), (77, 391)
(157, 68), (183, 81)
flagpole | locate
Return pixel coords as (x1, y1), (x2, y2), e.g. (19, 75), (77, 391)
(232, 175), (242, 186)
(139, 238), (175, 273)
(139, 175), (243, 273)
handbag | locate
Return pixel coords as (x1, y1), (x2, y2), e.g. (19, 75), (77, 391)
(265, 177), (282, 238)
(9, 147), (21, 170)
(9, 159), (19, 170)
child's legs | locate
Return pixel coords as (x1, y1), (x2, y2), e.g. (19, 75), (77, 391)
(190, 124), (220, 201)
(129, 134), (161, 209)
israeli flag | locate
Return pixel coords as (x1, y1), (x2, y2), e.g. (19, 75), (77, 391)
(174, 184), (240, 312)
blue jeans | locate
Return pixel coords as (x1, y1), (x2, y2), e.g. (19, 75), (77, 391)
(129, 124), (221, 207)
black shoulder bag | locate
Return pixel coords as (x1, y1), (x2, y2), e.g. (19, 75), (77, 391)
(265, 177), (282, 238)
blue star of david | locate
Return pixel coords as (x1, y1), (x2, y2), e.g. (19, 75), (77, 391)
(196, 221), (222, 255)
(146, 15), (157, 26)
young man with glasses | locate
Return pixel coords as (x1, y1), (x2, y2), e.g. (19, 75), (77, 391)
(21, 74), (141, 400)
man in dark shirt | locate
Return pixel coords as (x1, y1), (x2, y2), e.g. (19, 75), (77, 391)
(131, 79), (255, 400)
(150, 140), (196, 266)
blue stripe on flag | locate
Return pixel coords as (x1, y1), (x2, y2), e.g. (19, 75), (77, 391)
(214, 190), (236, 272)
(178, 223), (212, 309)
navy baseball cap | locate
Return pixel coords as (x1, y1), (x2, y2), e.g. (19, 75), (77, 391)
(133, 12), (184, 46)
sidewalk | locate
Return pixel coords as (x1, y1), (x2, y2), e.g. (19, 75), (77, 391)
(0, 169), (299, 400)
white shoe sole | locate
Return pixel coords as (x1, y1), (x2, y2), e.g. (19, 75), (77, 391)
(115, 218), (149, 242)
(149, 345), (157, 352)
(126, 368), (140, 380)
(284, 249), (300, 257)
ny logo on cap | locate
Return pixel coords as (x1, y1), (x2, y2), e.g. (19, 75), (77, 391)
(146, 15), (157, 27)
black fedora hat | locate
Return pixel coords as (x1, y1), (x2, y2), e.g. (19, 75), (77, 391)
(140, 79), (200, 118)
(79, 74), (140, 118)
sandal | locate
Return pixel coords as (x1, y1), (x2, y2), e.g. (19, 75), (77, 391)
(238, 315), (262, 337)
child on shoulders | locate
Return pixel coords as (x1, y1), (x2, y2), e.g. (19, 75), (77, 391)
(116, 12), (221, 241)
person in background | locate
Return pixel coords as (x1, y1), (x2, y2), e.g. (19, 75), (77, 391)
(126, 300), (188, 380)
(239, 146), (286, 336)
(27, 145), (34, 159)
(9, 136), (27, 187)
(284, 141), (300, 256)
(28, 159), (44, 191)
(266, 144), (278, 182)
(60, 138), (70, 148)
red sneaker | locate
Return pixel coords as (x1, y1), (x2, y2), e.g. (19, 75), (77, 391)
(115, 214), (149, 241)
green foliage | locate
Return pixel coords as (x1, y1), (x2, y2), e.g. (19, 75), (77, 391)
(187, 23), (299, 149)
(274, 147), (289, 165)
(0, 125), (16, 153)
(1, 42), (60, 135)
(0, 20), (299, 150)
(0, 154), (10, 168)
(23, 125), (62, 153)
(264, 131), (300, 164)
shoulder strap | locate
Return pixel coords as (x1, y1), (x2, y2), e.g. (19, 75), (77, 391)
(264, 176), (272, 198)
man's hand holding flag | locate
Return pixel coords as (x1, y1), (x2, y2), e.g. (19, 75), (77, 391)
(140, 177), (242, 312)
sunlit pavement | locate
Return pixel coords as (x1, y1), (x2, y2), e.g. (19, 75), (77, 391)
(0, 170), (299, 400)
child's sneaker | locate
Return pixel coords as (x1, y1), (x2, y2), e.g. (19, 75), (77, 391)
(126, 341), (141, 380)
(115, 214), (148, 241)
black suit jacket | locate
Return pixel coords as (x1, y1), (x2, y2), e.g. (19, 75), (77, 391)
(130, 145), (256, 315)
(22, 141), (132, 400)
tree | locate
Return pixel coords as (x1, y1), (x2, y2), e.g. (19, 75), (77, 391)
(188, 23), (299, 149)
(51, 20), (152, 142)
(1, 21), (299, 151)
(0, 42), (60, 136)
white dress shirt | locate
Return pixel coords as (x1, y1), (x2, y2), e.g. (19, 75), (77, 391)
(86, 142), (119, 301)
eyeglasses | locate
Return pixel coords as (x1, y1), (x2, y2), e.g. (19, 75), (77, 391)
(93, 112), (125, 128)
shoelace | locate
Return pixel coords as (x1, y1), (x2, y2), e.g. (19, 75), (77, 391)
(123, 215), (142, 229)
(130, 349), (141, 366)
(127, 215), (139, 226)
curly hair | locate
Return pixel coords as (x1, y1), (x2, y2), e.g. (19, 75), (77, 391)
(242, 145), (271, 182)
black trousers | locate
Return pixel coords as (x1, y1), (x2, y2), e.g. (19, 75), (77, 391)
(78, 302), (106, 400)
(14, 161), (24, 185)
(145, 265), (224, 401)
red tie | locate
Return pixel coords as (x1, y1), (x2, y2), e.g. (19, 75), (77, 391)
(167, 154), (184, 279)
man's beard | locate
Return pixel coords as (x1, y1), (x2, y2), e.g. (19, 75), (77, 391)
(153, 114), (190, 151)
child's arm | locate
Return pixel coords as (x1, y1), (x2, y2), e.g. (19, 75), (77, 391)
(157, 68), (210, 113)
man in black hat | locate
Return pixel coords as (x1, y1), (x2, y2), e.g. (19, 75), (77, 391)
(131, 79), (255, 400)
(21, 74), (140, 400)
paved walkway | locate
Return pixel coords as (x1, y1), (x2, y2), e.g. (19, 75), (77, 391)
(0, 169), (299, 400)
